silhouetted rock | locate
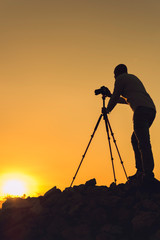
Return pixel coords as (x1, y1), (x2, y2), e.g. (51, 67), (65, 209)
(1, 178), (160, 240)
(85, 178), (97, 186)
(44, 186), (61, 198)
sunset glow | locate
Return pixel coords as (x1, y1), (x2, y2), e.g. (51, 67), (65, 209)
(2, 179), (27, 197)
(0, 0), (160, 193)
(0, 173), (39, 198)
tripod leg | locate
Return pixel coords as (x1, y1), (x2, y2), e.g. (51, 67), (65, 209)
(103, 114), (117, 185)
(107, 117), (128, 180)
(70, 114), (103, 187)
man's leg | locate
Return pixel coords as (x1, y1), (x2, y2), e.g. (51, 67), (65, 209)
(134, 125), (154, 175)
(131, 132), (143, 172)
(133, 107), (156, 178)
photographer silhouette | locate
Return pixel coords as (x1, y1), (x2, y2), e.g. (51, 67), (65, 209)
(106, 64), (156, 185)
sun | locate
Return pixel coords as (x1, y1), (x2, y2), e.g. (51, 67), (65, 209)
(0, 173), (39, 198)
(2, 179), (27, 197)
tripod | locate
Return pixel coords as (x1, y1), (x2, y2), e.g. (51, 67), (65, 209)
(70, 95), (128, 187)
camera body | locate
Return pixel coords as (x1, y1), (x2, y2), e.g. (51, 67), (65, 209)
(95, 86), (111, 97)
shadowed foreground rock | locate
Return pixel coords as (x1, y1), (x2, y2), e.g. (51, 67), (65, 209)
(1, 178), (160, 240)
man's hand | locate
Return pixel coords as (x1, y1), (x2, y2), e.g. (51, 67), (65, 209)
(102, 107), (110, 115)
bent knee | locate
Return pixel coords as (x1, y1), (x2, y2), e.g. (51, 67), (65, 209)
(131, 133), (138, 145)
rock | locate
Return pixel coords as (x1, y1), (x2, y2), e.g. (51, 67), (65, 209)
(96, 224), (123, 240)
(85, 178), (97, 186)
(3, 222), (29, 240)
(117, 207), (132, 223)
(110, 182), (116, 189)
(132, 211), (158, 233)
(1, 178), (160, 240)
(2, 197), (33, 210)
(44, 186), (61, 198)
(31, 199), (44, 214)
(154, 229), (160, 240)
(43, 186), (61, 207)
(142, 199), (159, 211)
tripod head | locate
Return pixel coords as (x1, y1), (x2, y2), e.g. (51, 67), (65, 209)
(95, 86), (111, 111)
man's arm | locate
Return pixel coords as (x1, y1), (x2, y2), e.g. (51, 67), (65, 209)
(106, 78), (125, 113)
(108, 95), (127, 104)
(118, 96), (127, 104)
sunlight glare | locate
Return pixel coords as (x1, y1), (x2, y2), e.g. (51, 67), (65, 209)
(2, 179), (26, 196)
(0, 173), (38, 198)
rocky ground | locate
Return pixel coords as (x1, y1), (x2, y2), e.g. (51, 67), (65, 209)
(1, 178), (160, 240)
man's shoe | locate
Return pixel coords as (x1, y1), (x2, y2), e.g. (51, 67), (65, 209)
(128, 170), (143, 182)
(142, 172), (155, 186)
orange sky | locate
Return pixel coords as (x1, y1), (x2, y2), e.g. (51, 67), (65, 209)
(0, 0), (160, 196)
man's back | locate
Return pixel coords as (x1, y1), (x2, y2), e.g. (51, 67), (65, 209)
(116, 73), (156, 112)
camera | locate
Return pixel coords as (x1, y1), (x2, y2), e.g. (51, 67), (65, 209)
(95, 86), (111, 97)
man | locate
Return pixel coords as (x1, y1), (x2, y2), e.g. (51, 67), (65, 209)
(106, 64), (156, 184)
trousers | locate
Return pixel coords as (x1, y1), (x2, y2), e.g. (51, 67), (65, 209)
(131, 106), (156, 174)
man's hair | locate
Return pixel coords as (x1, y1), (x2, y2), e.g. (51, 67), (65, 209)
(114, 64), (128, 77)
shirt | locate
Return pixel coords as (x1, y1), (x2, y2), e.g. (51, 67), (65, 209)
(107, 73), (156, 112)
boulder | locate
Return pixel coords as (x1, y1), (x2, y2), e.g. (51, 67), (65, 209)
(132, 211), (158, 233)
(2, 197), (33, 210)
(44, 186), (61, 198)
(85, 178), (97, 186)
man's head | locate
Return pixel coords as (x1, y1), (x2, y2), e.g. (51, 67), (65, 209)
(114, 64), (128, 78)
